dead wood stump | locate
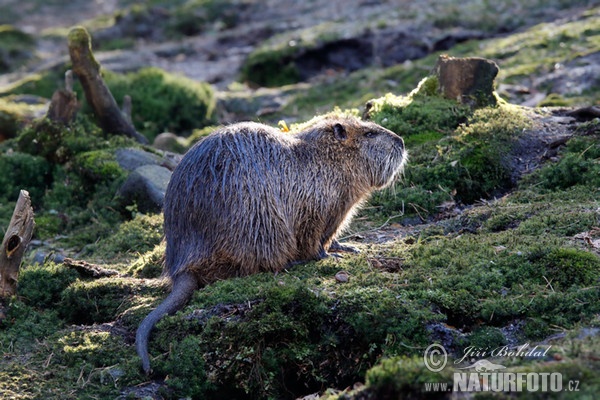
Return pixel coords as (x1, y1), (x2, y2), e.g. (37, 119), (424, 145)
(435, 55), (499, 107)
(67, 26), (148, 144)
(0, 190), (35, 308)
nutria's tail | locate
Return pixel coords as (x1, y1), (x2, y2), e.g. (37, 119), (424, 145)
(136, 271), (199, 374)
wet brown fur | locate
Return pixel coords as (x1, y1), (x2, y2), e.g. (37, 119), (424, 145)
(136, 114), (406, 373)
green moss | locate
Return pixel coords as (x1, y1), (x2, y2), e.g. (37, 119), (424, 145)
(128, 242), (165, 278)
(101, 67), (216, 141)
(538, 93), (571, 107)
(540, 248), (600, 289)
(162, 336), (214, 397)
(240, 23), (345, 87)
(362, 356), (453, 398)
(468, 326), (507, 350)
(240, 40), (301, 87)
(59, 278), (146, 324)
(0, 151), (51, 205)
(0, 97), (43, 139)
(0, 69), (66, 99)
(73, 150), (125, 183)
(369, 86), (472, 142)
(167, 0), (242, 37)
(366, 90), (530, 219)
(56, 330), (126, 367)
(92, 213), (164, 260)
(18, 262), (79, 309)
(535, 136), (600, 191)
(185, 125), (218, 148)
(16, 115), (122, 163)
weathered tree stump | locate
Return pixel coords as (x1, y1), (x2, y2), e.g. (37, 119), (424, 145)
(46, 70), (79, 124)
(435, 55), (499, 107)
(67, 26), (148, 144)
(0, 190), (35, 308)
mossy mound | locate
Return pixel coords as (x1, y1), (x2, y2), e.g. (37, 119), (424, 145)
(101, 67), (216, 141)
(0, 115), (145, 252)
(366, 77), (530, 220)
(0, 96), (45, 140)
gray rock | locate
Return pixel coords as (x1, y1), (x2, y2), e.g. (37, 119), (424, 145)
(153, 132), (187, 153)
(117, 165), (172, 214)
(32, 251), (66, 265)
(115, 147), (165, 172)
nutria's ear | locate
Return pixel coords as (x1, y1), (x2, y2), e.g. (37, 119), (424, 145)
(333, 123), (347, 141)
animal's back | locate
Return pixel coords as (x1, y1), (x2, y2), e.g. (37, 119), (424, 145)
(163, 123), (298, 284)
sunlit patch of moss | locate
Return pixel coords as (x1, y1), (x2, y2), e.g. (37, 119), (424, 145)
(0, 97), (44, 139)
(185, 125), (218, 148)
(128, 242), (165, 278)
(366, 89), (530, 219)
(91, 213), (164, 262)
(73, 150), (126, 184)
(60, 277), (151, 325)
(369, 81), (472, 143)
(0, 69), (66, 99)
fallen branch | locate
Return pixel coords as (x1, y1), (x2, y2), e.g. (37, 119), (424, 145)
(63, 258), (120, 278)
(0, 190), (35, 300)
(67, 26), (148, 144)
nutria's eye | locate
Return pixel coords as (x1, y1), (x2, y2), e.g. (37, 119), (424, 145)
(364, 131), (379, 138)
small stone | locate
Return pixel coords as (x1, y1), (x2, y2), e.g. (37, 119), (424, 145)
(335, 271), (350, 283)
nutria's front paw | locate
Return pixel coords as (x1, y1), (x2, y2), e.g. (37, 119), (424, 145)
(329, 240), (360, 254)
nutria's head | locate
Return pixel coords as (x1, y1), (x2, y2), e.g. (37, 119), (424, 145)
(299, 115), (406, 189)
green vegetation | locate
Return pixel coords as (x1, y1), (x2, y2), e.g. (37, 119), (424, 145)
(364, 78), (531, 221)
(1, 3), (600, 400)
(0, 97), (44, 139)
(240, 22), (347, 87)
(276, 5), (600, 122)
(102, 67), (216, 141)
(2, 67), (216, 141)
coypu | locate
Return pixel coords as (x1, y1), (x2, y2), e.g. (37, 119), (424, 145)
(136, 114), (406, 373)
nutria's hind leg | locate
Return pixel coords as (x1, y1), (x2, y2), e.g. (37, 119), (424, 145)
(136, 270), (199, 374)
